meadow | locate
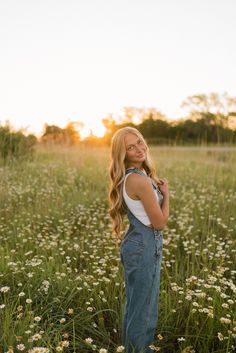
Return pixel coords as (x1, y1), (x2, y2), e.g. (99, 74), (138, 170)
(0, 145), (235, 353)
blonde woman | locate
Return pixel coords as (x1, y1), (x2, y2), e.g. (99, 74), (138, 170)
(108, 127), (169, 353)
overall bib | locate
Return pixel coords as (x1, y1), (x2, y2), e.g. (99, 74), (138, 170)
(120, 168), (164, 353)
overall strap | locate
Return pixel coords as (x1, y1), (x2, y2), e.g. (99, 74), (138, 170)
(125, 167), (146, 176)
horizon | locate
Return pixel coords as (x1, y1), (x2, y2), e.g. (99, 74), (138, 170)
(0, 101), (199, 139)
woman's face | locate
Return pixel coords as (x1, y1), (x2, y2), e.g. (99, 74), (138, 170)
(124, 133), (147, 166)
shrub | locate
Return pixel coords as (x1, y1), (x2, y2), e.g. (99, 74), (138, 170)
(0, 124), (37, 163)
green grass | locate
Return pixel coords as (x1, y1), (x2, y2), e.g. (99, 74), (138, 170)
(0, 145), (235, 353)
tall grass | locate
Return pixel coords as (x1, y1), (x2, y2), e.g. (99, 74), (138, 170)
(0, 145), (235, 353)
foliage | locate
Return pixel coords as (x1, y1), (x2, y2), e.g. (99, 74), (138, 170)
(100, 93), (236, 146)
(0, 124), (37, 163)
(41, 122), (81, 145)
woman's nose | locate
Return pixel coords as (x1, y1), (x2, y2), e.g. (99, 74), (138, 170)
(136, 146), (143, 153)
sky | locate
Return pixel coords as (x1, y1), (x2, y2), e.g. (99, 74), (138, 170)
(0, 0), (235, 138)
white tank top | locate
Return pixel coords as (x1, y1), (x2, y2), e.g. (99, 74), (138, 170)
(123, 168), (163, 226)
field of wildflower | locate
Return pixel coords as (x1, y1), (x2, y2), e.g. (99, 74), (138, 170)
(0, 144), (235, 353)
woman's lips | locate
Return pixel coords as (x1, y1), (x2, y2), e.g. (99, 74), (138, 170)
(137, 153), (145, 157)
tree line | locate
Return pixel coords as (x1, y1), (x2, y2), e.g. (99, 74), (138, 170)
(41, 92), (236, 146)
(1, 92), (236, 162)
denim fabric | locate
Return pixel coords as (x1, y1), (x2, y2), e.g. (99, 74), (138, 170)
(120, 168), (164, 353)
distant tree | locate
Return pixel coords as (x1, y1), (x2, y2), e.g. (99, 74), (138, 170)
(102, 114), (117, 134)
(181, 92), (236, 143)
(139, 115), (170, 136)
(64, 122), (81, 145)
(100, 97), (236, 146)
(41, 122), (81, 145)
(0, 123), (37, 162)
(181, 92), (236, 127)
(41, 124), (64, 144)
(101, 108), (170, 145)
(102, 114), (119, 145)
(117, 107), (167, 125)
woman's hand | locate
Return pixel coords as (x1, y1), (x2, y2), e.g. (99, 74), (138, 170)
(157, 178), (169, 196)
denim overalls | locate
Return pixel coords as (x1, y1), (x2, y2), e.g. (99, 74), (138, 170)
(120, 168), (164, 353)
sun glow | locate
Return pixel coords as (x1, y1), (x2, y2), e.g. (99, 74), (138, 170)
(80, 122), (106, 140)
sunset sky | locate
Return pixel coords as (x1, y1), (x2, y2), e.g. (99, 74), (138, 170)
(0, 0), (235, 139)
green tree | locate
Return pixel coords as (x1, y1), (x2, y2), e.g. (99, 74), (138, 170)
(181, 92), (236, 143)
(0, 123), (37, 162)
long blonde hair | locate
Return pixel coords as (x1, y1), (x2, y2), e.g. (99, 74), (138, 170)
(108, 127), (161, 239)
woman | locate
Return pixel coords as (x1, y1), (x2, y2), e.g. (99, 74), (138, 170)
(108, 127), (169, 353)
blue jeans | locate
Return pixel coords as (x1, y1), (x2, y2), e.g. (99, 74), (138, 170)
(120, 209), (163, 353)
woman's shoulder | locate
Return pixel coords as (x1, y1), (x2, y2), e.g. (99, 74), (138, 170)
(125, 171), (152, 188)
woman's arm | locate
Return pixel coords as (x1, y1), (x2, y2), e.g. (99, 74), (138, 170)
(130, 174), (169, 230)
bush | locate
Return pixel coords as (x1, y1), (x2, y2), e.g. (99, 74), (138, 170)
(0, 125), (37, 163)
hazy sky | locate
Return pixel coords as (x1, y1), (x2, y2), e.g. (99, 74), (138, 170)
(0, 0), (235, 138)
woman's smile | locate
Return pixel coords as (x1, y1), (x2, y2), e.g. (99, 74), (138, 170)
(137, 152), (145, 158)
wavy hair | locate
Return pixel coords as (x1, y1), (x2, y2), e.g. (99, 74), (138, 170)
(108, 126), (161, 239)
